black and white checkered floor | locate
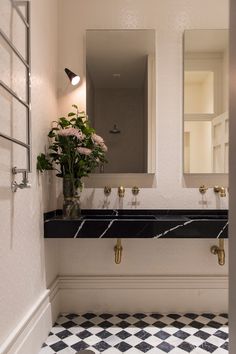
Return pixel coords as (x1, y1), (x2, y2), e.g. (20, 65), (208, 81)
(39, 313), (228, 354)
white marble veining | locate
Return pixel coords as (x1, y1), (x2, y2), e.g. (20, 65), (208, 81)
(74, 220), (86, 238)
(217, 222), (228, 239)
(153, 219), (195, 239)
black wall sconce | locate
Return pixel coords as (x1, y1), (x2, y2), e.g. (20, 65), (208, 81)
(64, 68), (80, 86)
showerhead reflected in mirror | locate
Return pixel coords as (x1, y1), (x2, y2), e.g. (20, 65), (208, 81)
(183, 29), (229, 174)
(86, 29), (156, 174)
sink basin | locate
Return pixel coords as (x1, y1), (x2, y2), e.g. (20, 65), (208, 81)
(81, 214), (157, 220)
(188, 215), (228, 220)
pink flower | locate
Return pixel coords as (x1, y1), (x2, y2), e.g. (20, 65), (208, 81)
(58, 127), (85, 140)
(77, 147), (92, 155)
(92, 133), (104, 145)
(91, 133), (107, 151)
(100, 143), (108, 152)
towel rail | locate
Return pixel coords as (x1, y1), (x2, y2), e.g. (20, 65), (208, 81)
(0, 29), (29, 68)
(10, 0), (30, 28)
(0, 132), (30, 149)
(0, 0), (31, 192)
(0, 81), (29, 108)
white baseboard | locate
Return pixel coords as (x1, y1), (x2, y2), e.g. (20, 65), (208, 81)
(52, 275), (228, 314)
(0, 290), (53, 354)
(1, 275), (227, 354)
(49, 277), (61, 324)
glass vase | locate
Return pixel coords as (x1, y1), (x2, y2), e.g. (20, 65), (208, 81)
(62, 176), (81, 219)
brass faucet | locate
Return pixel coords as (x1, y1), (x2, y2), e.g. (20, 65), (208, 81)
(118, 186), (125, 198)
(114, 239), (122, 264)
(211, 239), (225, 266)
(214, 186), (226, 197)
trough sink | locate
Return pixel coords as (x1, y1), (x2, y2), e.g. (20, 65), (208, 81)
(44, 209), (228, 239)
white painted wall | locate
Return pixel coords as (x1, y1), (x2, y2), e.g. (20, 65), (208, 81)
(0, 0), (58, 351)
(52, 0), (230, 314)
(58, 0), (229, 196)
(229, 0), (236, 352)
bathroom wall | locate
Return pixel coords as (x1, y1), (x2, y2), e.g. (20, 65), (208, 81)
(58, 0), (229, 202)
(229, 0), (236, 351)
(0, 0), (58, 350)
(53, 0), (230, 313)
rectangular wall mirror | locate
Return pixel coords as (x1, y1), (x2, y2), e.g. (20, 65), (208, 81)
(183, 29), (229, 174)
(86, 29), (156, 174)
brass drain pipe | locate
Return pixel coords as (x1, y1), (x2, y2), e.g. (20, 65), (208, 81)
(211, 239), (225, 266)
(114, 238), (122, 264)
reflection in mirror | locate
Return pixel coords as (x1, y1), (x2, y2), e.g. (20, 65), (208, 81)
(86, 30), (156, 174)
(183, 30), (228, 174)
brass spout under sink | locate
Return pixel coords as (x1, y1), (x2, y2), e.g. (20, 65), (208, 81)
(211, 239), (225, 266)
(114, 238), (122, 264)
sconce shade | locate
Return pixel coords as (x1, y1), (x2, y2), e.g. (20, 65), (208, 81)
(65, 68), (80, 86)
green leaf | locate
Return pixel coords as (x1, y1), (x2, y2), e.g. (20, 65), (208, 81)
(59, 117), (71, 128)
(48, 130), (56, 138)
(72, 104), (78, 109)
(68, 112), (76, 117)
(48, 143), (58, 149)
(36, 153), (53, 172)
(49, 152), (59, 159)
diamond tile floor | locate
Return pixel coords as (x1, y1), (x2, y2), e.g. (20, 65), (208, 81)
(39, 313), (228, 354)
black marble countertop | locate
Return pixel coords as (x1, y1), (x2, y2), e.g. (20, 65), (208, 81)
(44, 209), (228, 239)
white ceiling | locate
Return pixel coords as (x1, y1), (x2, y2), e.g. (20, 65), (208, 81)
(86, 30), (155, 89)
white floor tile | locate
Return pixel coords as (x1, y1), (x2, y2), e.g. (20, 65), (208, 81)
(39, 313), (228, 354)
(63, 334), (83, 346)
(38, 347), (55, 354)
(44, 334), (61, 345)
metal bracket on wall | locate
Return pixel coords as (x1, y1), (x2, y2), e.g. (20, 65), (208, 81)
(0, 0), (31, 192)
(11, 167), (31, 192)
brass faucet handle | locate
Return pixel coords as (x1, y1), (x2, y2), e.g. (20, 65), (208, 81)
(214, 185), (221, 193)
(199, 185), (208, 194)
(104, 186), (111, 197)
(132, 186), (140, 196)
(219, 187), (226, 197)
(214, 186), (226, 197)
(118, 186), (125, 198)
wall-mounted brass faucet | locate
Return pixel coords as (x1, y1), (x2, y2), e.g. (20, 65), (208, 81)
(118, 186), (125, 198)
(214, 186), (226, 197)
(211, 239), (225, 266)
(114, 238), (122, 264)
